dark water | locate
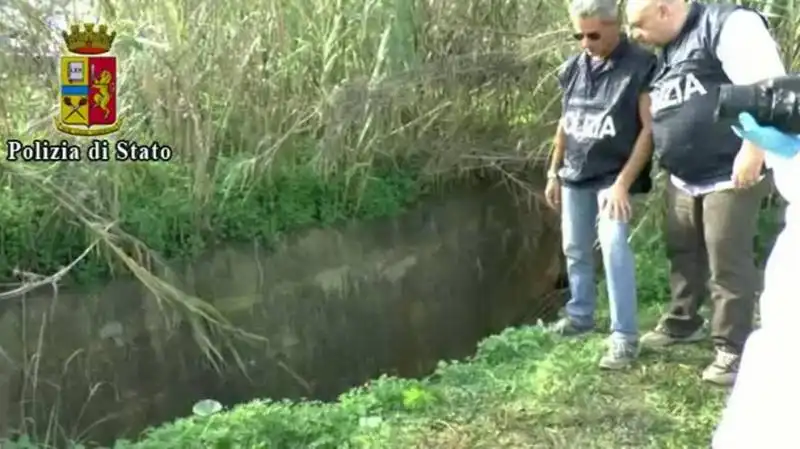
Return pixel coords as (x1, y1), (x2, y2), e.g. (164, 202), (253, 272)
(0, 180), (565, 446)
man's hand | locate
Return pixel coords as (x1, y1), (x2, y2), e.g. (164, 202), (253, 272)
(732, 143), (765, 189)
(601, 182), (632, 222)
(545, 178), (561, 210)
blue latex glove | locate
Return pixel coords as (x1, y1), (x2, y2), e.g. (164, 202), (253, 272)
(731, 112), (800, 159)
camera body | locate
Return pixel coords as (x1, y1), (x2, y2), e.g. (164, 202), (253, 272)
(716, 75), (800, 134)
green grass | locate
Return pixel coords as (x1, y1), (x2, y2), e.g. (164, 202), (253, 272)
(374, 320), (724, 449)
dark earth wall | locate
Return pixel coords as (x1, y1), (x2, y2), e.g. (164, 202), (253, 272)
(0, 178), (564, 445)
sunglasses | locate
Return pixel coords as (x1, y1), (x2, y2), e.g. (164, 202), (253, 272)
(572, 32), (602, 41)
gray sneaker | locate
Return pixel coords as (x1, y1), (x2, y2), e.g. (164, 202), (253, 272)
(599, 339), (639, 370)
(640, 324), (706, 349)
(702, 349), (740, 386)
(547, 317), (593, 337)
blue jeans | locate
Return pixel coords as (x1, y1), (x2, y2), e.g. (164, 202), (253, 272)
(561, 184), (638, 343)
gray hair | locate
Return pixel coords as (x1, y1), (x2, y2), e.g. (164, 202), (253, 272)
(570, 0), (619, 20)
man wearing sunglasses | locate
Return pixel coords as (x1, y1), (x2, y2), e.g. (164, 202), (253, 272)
(625, 0), (785, 386)
(544, 0), (655, 369)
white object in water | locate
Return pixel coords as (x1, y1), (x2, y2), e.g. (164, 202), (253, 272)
(192, 399), (223, 417)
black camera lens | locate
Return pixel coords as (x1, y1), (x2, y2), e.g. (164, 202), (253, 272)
(715, 75), (800, 134)
(716, 85), (762, 122)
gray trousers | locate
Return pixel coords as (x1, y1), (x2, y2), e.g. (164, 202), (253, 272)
(660, 179), (768, 354)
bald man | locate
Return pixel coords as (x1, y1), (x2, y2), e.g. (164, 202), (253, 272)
(626, 0), (784, 385)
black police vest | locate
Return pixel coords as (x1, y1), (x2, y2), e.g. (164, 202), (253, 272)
(649, 2), (765, 184)
(558, 37), (656, 193)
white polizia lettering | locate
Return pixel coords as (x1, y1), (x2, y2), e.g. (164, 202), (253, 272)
(650, 73), (708, 114)
(562, 110), (617, 141)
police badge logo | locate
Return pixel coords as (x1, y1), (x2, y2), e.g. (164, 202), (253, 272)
(55, 23), (121, 136)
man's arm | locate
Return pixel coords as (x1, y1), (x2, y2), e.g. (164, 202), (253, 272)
(615, 93), (653, 189)
(548, 55), (579, 177)
(548, 122), (566, 177)
(717, 10), (785, 85)
(717, 9), (787, 163)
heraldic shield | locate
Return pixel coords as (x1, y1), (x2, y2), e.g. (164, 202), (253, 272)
(56, 24), (121, 136)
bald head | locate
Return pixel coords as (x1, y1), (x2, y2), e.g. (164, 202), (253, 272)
(626, 0), (688, 46)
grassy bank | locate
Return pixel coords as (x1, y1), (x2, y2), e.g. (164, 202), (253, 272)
(3, 200), (780, 447)
(102, 233), (729, 449)
(105, 199), (782, 448)
(122, 317), (725, 449)
(0, 158), (423, 284)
